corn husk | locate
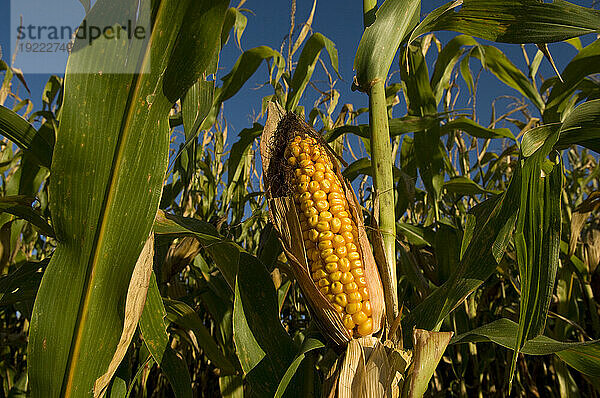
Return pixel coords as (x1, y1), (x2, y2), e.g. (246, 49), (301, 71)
(260, 101), (385, 344)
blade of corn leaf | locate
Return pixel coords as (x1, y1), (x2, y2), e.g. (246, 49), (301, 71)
(403, 165), (521, 333)
(153, 210), (242, 289)
(556, 99), (600, 154)
(452, 318), (600, 377)
(410, 0), (600, 44)
(440, 117), (515, 140)
(287, 32), (339, 111)
(221, 7), (248, 50)
(443, 176), (501, 196)
(219, 46), (284, 102)
(354, 0), (421, 90)
(233, 252), (296, 397)
(0, 196), (54, 238)
(511, 126), (563, 387)
(274, 338), (325, 398)
(163, 298), (236, 375)
(430, 35), (478, 103)
(0, 259), (48, 307)
(27, 1), (227, 395)
(140, 273), (193, 398)
(471, 45), (544, 110)
(0, 105), (53, 168)
(544, 39), (600, 123)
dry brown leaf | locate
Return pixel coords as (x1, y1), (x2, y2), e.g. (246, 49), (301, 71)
(94, 234), (154, 397)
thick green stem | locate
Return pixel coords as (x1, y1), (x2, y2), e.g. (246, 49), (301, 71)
(369, 80), (398, 319)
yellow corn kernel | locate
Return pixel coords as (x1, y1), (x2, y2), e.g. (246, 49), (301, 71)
(331, 281), (343, 294)
(355, 277), (367, 287)
(335, 246), (347, 257)
(312, 269), (327, 280)
(308, 215), (319, 228)
(338, 258), (351, 272)
(319, 211), (333, 221)
(347, 251), (360, 261)
(319, 231), (334, 242)
(342, 231), (354, 242)
(324, 254), (339, 264)
(332, 303), (344, 313)
(358, 287), (369, 300)
(315, 200), (329, 212)
(318, 278), (330, 288)
(350, 259), (362, 269)
(318, 240), (333, 251)
(313, 171), (324, 182)
(340, 272), (354, 284)
(351, 268), (365, 278)
(346, 242), (358, 253)
(357, 318), (373, 336)
(344, 282), (358, 293)
(326, 294), (335, 302)
(330, 204), (345, 214)
(346, 302), (362, 315)
(299, 159), (312, 168)
(313, 190), (327, 201)
(308, 181), (320, 193)
(319, 286), (330, 295)
(330, 218), (342, 233)
(320, 248), (334, 259)
(324, 262), (338, 273)
(308, 229), (319, 242)
(362, 300), (372, 316)
(352, 311), (368, 325)
(320, 179), (331, 193)
(343, 314), (355, 330)
(332, 235), (346, 248)
(314, 162), (326, 173)
(335, 293), (348, 307)
(288, 157), (297, 166)
(329, 271), (342, 282)
(348, 292), (362, 302)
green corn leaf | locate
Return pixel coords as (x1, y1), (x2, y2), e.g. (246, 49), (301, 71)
(0, 196), (54, 237)
(511, 126), (563, 387)
(27, 1), (228, 395)
(163, 298), (237, 375)
(471, 45), (544, 110)
(430, 35), (478, 103)
(440, 117), (515, 140)
(0, 105), (53, 168)
(403, 166), (521, 333)
(354, 0), (421, 90)
(410, 0), (600, 45)
(544, 39), (600, 123)
(556, 99), (600, 154)
(287, 32), (339, 111)
(220, 46), (284, 102)
(153, 210), (242, 289)
(453, 318), (600, 377)
(140, 274), (193, 398)
(0, 259), (48, 307)
(274, 338), (325, 398)
(233, 252), (296, 397)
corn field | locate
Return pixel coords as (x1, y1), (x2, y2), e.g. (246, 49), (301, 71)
(0, 0), (600, 397)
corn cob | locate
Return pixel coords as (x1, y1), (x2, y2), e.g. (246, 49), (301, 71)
(285, 133), (373, 337)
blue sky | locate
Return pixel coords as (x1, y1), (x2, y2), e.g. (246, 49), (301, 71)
(0, 0), (597, 163)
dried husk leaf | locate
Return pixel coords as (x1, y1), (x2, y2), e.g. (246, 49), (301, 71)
(261, 101), (386, 344)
